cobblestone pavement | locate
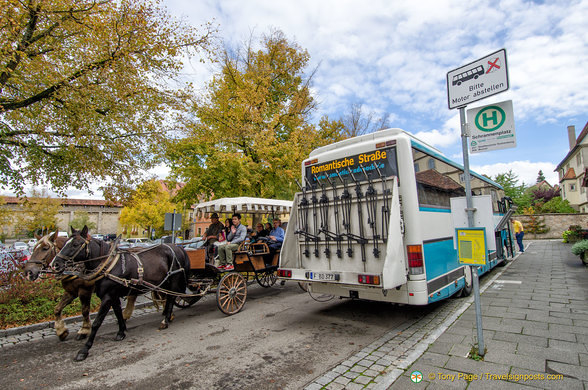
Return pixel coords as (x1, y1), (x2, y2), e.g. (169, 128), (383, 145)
(305, 240), (588, 390)
(303, 256), (509, 390)
(0, 295), (158, 348)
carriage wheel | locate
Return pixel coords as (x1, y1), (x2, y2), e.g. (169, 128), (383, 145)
(216, 272), (247, 315)
(255, 270), (277, 288)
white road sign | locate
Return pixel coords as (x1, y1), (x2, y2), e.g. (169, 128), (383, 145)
(447, 49), (509, 109)
(467, 100), (516, 154)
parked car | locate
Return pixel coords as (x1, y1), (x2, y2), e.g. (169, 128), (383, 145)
(12, 242), (28, 251)
(27, 239), (38, 248)
(92, 234), (104, 240)
(185, 240), (205, 250)
(126, 238), (152, 248)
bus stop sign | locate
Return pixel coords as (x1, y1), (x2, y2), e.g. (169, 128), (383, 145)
(447, 49), (509, 109)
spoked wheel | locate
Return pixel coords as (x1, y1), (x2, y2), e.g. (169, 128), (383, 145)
(255, 269), (277, 288)
(216, 272), (247, 315)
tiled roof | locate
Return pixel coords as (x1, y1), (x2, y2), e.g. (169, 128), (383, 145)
(555, 121), (588, 171)
(1, 196), (122, 207)
(416, 169), (463, 191)
(562, 167), (577, 180)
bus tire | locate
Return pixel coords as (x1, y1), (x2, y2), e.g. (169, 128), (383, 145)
(460, 266), (473, 297)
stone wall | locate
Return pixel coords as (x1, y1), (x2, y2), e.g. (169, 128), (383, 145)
(516, 213), (588, 239)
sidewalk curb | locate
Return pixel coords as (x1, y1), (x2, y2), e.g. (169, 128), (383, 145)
(0, 299), (154, 338)
(373, 248), (525, 389)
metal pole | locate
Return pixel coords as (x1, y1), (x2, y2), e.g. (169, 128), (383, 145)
(171, 209), (176, 244)
(460, 106), (485, 357)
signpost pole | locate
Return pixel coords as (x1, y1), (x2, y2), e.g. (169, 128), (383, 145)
(171, 209), (176, 244)
(460, 106), (485, 358)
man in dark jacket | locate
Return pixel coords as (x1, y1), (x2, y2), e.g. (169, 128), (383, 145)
(202, 213), (224, 262)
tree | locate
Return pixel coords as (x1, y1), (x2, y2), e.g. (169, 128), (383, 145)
(538, 197), (576, 214)
(341, 103), (390, 137)
(536, 170), (546, 183)
(119, 179), (175, 237)
(492, 170), (532, 211)
(0, 196), (11, 229)
(70, 211), (97, 231)
(15, 189), (61, 236)
(168, 30), (346, 202)
(0, 0), (214, 196)
(522, 207), (549, 237)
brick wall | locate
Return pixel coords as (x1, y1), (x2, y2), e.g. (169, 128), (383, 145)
(516, 213), (588, 239)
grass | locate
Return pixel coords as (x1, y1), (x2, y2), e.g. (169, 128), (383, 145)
(0, 263), (100, 329)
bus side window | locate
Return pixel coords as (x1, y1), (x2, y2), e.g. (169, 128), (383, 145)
(412, 148), (466, 209)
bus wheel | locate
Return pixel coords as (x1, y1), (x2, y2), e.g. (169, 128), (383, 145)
(460, 266), (473, 297)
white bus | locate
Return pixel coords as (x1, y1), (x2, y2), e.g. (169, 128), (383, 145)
(278, 128), (515, 305)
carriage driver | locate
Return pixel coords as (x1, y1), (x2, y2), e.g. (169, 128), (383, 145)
(217, 213), (247, 271)
(202, 213), (224, 262)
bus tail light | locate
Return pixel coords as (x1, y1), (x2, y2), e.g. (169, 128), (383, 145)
(277, 269), (292, 278)
(407, 245), (424, 274)
(358, 274), (380, 285)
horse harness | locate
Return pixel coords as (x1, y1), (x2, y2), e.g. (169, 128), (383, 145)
(82, 244), (191, 298)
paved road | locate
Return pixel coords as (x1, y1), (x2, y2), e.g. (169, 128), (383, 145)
(0, 280), (440, 390)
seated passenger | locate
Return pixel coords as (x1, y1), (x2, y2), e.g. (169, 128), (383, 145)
(201, 213), (224, 262)
(217, 213), (247, 271)
(250, 223), (268, 243)
(264, 219), (284, 266)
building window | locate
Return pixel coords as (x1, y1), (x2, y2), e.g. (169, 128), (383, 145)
(570, 183), (577, 191)
(197, 228), (202, 235)
(577, 154), (582, 166)
(427, 158), (436, 170)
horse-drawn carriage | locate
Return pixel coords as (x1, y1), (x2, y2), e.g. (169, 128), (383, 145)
(176, 197), (292, 315)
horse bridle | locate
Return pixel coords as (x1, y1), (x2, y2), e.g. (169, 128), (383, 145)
(52, 236), (91, 270)
(28, 240), (58, 267)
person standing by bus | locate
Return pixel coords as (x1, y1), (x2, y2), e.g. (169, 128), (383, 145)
(510, 218), (524, 253)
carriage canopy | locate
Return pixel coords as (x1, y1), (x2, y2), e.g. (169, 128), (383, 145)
(194, 197), (293, 218)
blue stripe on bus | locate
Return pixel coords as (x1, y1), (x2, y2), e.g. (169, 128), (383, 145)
(423, 239), (458, 282)
(419, 207), (451, 213)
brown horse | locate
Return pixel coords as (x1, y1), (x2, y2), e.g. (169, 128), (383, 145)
(24, 231), (137, 341)
(51, 225), (189, 361)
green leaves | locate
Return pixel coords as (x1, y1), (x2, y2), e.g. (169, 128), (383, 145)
(169, 30), (345, 203)
(0, 0), (215, 196)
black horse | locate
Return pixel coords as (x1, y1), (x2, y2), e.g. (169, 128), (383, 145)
(51, 226), (189, 361)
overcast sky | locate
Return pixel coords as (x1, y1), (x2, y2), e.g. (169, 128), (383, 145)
(8, 0), (588, 199)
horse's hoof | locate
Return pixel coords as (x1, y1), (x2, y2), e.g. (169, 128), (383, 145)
(74, 351), (88, 362)
(158, 322), (168, 330)
(115, 332), (126, 341)
(75, 333), (88, 341)
(58, 330), (69, 341)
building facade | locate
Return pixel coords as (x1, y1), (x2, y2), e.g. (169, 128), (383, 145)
(1, 197), (122, 238)
(555, 122), (588, 212)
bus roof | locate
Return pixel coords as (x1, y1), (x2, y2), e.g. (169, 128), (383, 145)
(308, 128), (502, 190)
(309, 128), (445, 158)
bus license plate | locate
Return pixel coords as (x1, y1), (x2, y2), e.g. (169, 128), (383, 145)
(310, 272), (339, 281)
